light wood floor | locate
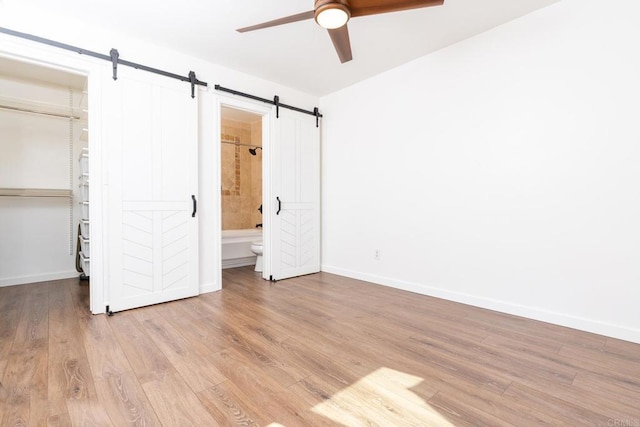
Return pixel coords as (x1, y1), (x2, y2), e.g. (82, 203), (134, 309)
(1, 267), (639, 426)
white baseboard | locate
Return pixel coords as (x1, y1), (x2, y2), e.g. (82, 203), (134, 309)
(222, 256), (256, 270)
(0, 270), (80, 288)
(321, 264), (640, 345)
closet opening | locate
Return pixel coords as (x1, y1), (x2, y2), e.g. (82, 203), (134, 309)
(0, 56), (90, 293)
(219, 106), (264, 274)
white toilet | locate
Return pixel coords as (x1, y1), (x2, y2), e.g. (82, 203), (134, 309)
(250, 241), (263, 272)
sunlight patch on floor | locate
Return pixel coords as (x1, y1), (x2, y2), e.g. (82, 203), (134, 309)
(311, 367), (454, 426)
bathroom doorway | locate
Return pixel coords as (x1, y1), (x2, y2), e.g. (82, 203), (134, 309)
(215, 96), (320, 283)
(219, 106), (264, 272)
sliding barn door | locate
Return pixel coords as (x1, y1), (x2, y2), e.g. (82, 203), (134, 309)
(106, 68), (198, 313)
(269, 108), (320, 280)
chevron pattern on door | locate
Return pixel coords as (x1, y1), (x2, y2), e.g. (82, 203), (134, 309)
(120, 209), (191, 298)
(107, 68), (199, 313)
(279, 209), (316, 270)
(122, 211), (153, 296)
(300, 209), (315, 266)
(280, 210), (297, 268)
(270, 109), (320, 280)
(161, 210), (189, 291)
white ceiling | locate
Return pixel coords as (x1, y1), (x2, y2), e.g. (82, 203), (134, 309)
(17, 0), (558, 96)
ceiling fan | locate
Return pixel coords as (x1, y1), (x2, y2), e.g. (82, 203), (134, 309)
(237, 0), (444, 64)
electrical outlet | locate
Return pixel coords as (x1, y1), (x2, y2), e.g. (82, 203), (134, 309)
(374, 249), (380, 261)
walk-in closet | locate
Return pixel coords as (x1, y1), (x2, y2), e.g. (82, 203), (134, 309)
(0, 57), (88, 287)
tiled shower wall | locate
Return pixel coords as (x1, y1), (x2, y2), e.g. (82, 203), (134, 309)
(221, 118), (262, 230)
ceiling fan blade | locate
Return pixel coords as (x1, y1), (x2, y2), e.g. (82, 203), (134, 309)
(349, 0), (444, 18)
(328, 25), (353, 63)
(237, 10), (315, 33)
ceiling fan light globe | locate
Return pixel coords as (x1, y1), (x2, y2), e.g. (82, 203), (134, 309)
(316, 7), (350, 29)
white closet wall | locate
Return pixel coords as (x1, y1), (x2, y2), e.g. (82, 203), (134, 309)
(0, 73), (86, 286)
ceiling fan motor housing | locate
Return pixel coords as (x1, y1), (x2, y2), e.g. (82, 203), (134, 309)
(314, 0), (351, 25)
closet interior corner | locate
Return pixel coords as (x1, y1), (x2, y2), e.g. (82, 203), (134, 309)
(0, 56), (89, 290)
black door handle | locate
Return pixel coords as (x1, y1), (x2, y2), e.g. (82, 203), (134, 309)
(276, 196), (281, 215)
(191, 195), (197, 217)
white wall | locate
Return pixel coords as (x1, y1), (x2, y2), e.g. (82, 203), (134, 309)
(320, 0), (640, 344)
(0, 76), (85, 286)
(1, 1), (319, 299)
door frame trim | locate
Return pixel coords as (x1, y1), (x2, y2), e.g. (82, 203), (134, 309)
(215, 94), (274, 281)
(0, 33), (106, 313)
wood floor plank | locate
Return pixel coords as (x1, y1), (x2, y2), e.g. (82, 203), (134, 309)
(47, 281), (98, 425)
(483, 333), (637, 388)
(201, 306), (313, 386)
(1, 268), (639, 426)
(382, 302), (566, 353)
(376, 306), (492, 343)
(407, 333), (577, 387)
(385, 291), (607, 351)
(197, 380), (262, 426)
(426, 383), (555, 426)
(108, 314), (175, 384)
(0, 284), (25, 426)
(293, 374), (400, 427)
(1, 285), (49, 426)
(464, 309), (607, 351)
(69, 283), (160, 426)
(218, 295), (447, 405)
(208, 290), (353, 354)
(334, 334), (505, 400)
(1, 345), (46, 426)
(572, 371), (640, 411)
(288, 379), (366, 427)
(520, 374), (639, 420)
(140, 371), (219, 426)
(140, 316), (227, 392)
(156, 309), (230, 355)
(340, 327), (513, 396)
(502, 382), (613, 426)
(427, 391), (511, 427)
(559, 343), (640, 380)
(11, 284), (49, 347)
(66, 399), (114, 426)
(0, 285), (25, 380)
(205, 346), (318, 426)
(604, 336), (640, 359)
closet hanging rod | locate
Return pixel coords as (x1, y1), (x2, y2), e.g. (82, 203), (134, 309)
(0, 188), (72, 198)
(221, 140), (262, 149)
(0, 104), (80, 120)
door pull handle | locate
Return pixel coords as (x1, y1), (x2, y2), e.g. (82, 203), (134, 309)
(191, 195), (197, 217)
(276, 196), (282, 215)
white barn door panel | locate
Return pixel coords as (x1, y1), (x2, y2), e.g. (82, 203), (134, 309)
(269, 109), (320, 280)
(106, 69), (198, 313)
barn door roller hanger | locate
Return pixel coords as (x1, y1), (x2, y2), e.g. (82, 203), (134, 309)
(0, 26), (207, 98)
(214, 84), (323, 127)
